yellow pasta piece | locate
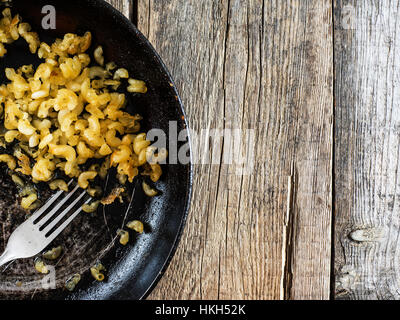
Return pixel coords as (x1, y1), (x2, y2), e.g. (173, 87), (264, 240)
(78, 171), (97, 189)
(0, 154), (16, 170)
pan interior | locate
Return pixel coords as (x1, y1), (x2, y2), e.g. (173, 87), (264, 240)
(0, 0), (191, 300)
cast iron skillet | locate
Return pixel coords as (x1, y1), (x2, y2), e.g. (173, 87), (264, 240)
(0, 0), (192, 299)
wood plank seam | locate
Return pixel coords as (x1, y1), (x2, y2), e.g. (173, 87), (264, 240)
(330, 0), (336, 300)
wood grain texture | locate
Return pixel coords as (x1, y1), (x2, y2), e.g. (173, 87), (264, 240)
(105, 0), (132, 19)
(334, 0), (400, 300)
(133, 0), (333, 300)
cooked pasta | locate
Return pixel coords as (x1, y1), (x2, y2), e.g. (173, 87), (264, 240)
(82, 200), (100, 213)
(90, 263), (106, 281)
(126, 220), (144, 234)
(0, 8), (166, 211)
(65, 273), (81, 291)
(34, 258), (49, 274)
(118, 229), (129, 245)
(142, 181), (158, 197)
(42, 246), (63, 260)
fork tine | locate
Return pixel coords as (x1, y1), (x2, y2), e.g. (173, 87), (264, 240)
(30, 180), (75, 222)
(42, 191), (87, 234)
(46, 198), (91, 242)
(35, 184), (80, 227)
(30, 189), (64, 221)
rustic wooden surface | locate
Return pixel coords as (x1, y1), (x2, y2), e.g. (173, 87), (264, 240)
(136, 0), (333, 300)
(334, 0), (400, 300)
(107, 0), (400, 300)
(107, 0), (334, 300)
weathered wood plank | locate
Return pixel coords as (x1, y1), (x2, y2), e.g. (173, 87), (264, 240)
(135, 0), (333, 300)
(334, 0), (400, 299)
(106, 0), (132, 19)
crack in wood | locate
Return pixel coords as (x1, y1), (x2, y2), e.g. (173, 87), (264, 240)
(280, 160), (296, 300)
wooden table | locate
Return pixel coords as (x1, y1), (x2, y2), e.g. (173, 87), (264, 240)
(108, 0), (400, 300)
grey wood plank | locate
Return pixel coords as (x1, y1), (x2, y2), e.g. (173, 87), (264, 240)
(137, 0), (333, 300)
(334, 0), (400, 299)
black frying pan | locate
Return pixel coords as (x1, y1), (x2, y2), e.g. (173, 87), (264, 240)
(0, 0), (192, 300)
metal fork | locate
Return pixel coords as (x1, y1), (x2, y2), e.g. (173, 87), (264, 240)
(0, 183), (90, 267)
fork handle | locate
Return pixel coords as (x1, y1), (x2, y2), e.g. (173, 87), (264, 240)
(0, 249), (16, 267)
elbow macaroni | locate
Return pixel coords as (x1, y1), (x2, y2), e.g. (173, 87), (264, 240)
(78, 171), (97, 189)
(0, 8), (164, 214)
